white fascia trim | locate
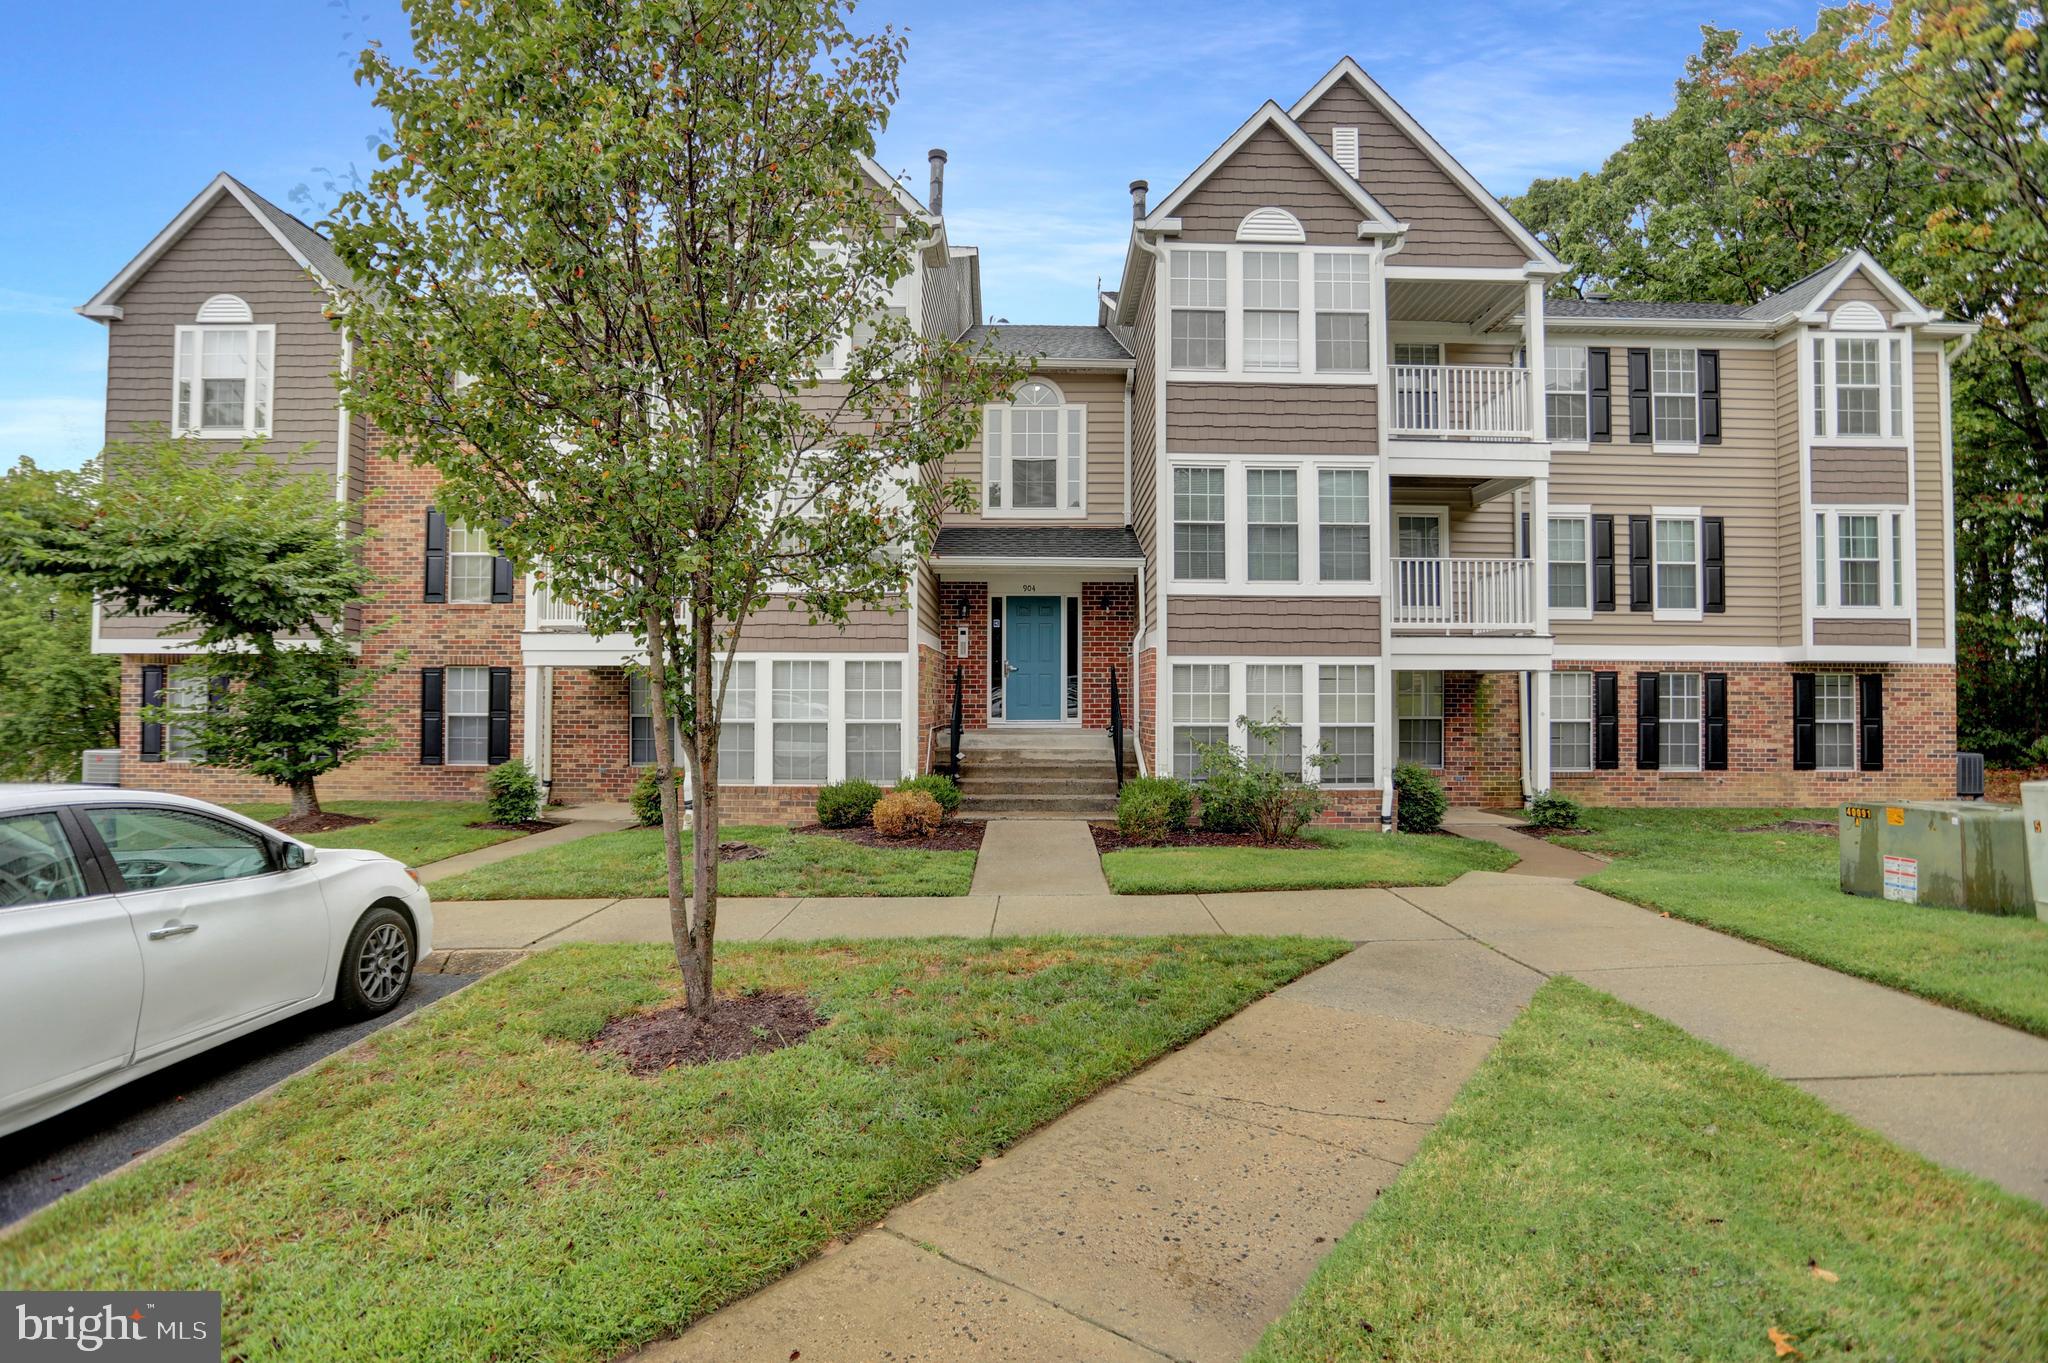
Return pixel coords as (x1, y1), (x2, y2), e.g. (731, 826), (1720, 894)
(1554, 644), (1955, 665)
(78, 173), (324, 318)
(1798, 250), (1934, 326)
(931, 556), (1144, 571)
(854, 151), (936, 228)
(1022, 357), (1137, 372)
(916, 625), (945, 653)
(1288, 58), (1563, 272)
(1542, 316), (1778, 338)
(1143, 100), (1402, 236)
(1384, 265), (1539, 282)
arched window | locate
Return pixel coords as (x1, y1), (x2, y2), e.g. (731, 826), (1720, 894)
(173, 297), (273, 437)
(983, 378), (1086, 516)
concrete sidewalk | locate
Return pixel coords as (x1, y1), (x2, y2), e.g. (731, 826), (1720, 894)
(415, 802), (635, 885)
(970, 819), (1109, 895)
(1442, 806), (1608, 878)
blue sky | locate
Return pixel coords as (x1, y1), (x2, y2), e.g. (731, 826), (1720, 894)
(1, 0), (1820, 468)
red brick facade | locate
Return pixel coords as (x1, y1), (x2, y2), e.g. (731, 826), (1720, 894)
(1438, 671), (1525, 808)
(1080, 581), (1137, 729)
(935, 582), (992, 730)
(547, 666), (637, 803)
(1136, 646), (1158, 774)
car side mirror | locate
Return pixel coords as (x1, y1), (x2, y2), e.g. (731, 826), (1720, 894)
(280, 843), (315, 871)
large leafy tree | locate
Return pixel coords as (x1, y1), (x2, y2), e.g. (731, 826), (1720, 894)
(0, 437), (391, 813)
(327, 0), (1019, 1013)
(1508, 3), (2048, 756)
(0, 460), (119, 780)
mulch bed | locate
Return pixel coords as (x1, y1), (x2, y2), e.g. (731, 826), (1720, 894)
(792, 821), (987, 852)
(468, 819), (565, 833)
(1510, 823), (1597, 841)
(591, 993), (824, 1073)
(1088, 824), (1325, 853)
(719, 841), (768, 862)
(1735, 819), (1840, 837)
(268, 811), (377, 835)
(1987, 765), (2048, 804)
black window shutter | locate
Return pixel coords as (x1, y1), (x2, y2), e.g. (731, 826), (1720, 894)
(420, 668), (445, 766)
(1698, 350), (1722, 444)
(1519, 510), (1531, 559)
(1703, 672), (1729, 770)
(1792, 673), (1817, 770)
(1702, 516), (1726, 614)
(490, 554), (515, 605)
(140, 664), (165, 762)
(1859, 673), (1884, 771)
(1635, 671), (1661, 769)
(424, 509), (447, 603)
(487, 667), (513, 766)
(1588, 348), (1612, 442)
(1594, 670), (1620, 769)
(1628, 515), (1653, 611)
(1592, 515), (1616, 612)
(1627, 348), (1652, 443)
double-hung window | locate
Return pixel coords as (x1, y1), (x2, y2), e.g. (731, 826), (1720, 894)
(1550, 672), (1594, 772)
(844, 661), (902, 783)
(1169, 250), (1227, 369)
(771, 661), (829, 783)
(1241, 252), (1299, 372)
(1813, 508), (1905, 611)
(633, 666), (757, 779)
(1245, 469), (1299, 581)
(1171, 664), (1231, 778)
(984, 380), (1083, 514)
(1548, 514), (1590, 613)
(1659, 672), (1702, 770)
(1395, 671), (1444, 768)
(1812, 333), (1908, 440)
(1317, 469), (1371, 581)
(1244, 664), (1303, 776)
(1838, 514), (1880, 607)
(1312, 254), (1371, 372)
(173, 319), (275, 438)
(1650, 347), (1698, 446)
(164, 669), (209, 763)
(1173, 467), (1227, 581)
(1815, 674), (1857, 770)
(445, 666), (490, 766)
(1318, 665), (1375, 785)
(1654, 514), (1699, 616)
(1545, 345), (1590, 443)
(446, 521), (495, 603)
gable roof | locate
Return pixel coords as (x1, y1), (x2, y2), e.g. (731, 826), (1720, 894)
(1739, 250), (1930, 324)
(78, 172), (353, 320)
(962, 324), (1132, 364)
(1289, 58), (1562, 272)
(1142, 99), (1402, 239)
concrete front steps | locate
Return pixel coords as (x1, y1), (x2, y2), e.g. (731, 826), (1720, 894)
(954, 727), (1129, 820)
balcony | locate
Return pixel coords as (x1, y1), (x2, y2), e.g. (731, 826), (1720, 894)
(527, 579), (586, 631)
(1388, 364), (1533, 442)
(1390, 557), (1537, 633)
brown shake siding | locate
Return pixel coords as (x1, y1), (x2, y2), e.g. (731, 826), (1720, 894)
(1168, 596), (1380, 655)
(942, 367), (1129, 527)
(1814, 618), (1911, 647)
(1129, 266), (1160, 631)
(1775, 340), (1804, 646)
(1912, 344), (1947, 647)
(733, 600), (906, 652)
(1551, 346), (1780, 647)
(1293, 80), (1527, 268)
(1810, 446), (1909, 503)
(1173, 124), (1366, 245)
(1165, 383), (1376, 454)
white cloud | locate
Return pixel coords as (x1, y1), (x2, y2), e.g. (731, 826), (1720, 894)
(0, 288), (77, 319)
(0, 396), (104, 468)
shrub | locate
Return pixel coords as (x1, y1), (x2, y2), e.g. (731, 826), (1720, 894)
(1527, 789), (1584, 830)
(630, 765), (682, 826)
(872, 789), (942, 838)
(1116, 777), (1193, 843)
(485, 757), (544, 824)
(1189, 720), (1327, 843)
(1393, 763), (1448, 834)
(816, 779), (884, 829)
(896, 772), (962, 817)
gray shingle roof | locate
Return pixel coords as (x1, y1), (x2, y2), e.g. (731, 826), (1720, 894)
(1741, 257), (1849, 319)
(1546, 298), (1751, 320)
(932, 526), (1145, 561)
(230, 177), (356, 288)
(961, 324), (1132, 362)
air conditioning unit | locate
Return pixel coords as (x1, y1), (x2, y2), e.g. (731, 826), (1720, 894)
(81, 749), (121, 786)
(1957, 752), (1985, 799)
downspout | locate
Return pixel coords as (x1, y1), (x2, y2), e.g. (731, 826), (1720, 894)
(1131, 556), (1149, 777)
(1130, 213), (1168, 782)
(334, 331), (353, 506)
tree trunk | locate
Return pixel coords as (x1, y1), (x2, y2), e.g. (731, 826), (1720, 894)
(289, 776), (321, 819)
(644, 609), (701, 1008)
(684, 591), (720, 1018)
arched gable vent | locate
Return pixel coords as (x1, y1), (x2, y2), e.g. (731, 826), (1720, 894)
(1236, 207), (1306, 244)
(1829, 299), (1886, 330)
(196, 294), (254, 324)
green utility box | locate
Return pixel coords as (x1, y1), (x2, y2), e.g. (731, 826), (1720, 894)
(1839, 801), (2035, 916)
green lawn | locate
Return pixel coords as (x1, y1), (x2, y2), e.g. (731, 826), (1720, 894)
(1099, 828), (1515, 895)
(1250, 978), (2048, 1363)
(2, 937), (1346, 1363)
(1557, 807), (2048, 1037)
(233, 799), (531, 866)
(430, 823), (975, 899)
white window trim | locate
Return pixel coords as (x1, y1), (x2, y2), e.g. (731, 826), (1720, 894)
(444, 665), (491, 768)
(1811, 505), (1907, 617)
(1813, 672), (1859, 772)
(1811, 330), (1910, 446)
(172, 322), (276, 439)
(1658, 670), (1704, 772)
(982, 379), (1087, 519)
(1164, 244), (1380, 385)
(1167, 457), (1379, 595)
(1546, 505), (1594, 621)
(446, 519), (495, 605)
(1651, 506), (1703, 623)
(1548, 670), (1596, 773)
(1544, 344), (1591, 450)
(1649, 346), (1699, 455)
(1393, 668), (1445, 770)
(1168, 657), (1383, 787)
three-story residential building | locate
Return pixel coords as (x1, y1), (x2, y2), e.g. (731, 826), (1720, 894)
(83, 58), (1972, 819)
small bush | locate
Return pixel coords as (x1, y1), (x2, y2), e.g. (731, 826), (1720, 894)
(816, 779), (885, 829)
(1393, 763), (1448, 834)
(630, 765), (683, 826)
(896, 772), (962, 816)
(1527, 789), (1584, 830)
(872, 789), (943, 839)
(1188, 720), (1327, 843)
(1194, 774), (1256, 834)
(485, 758), (544, 824)
(1117, 777), (1193, 843)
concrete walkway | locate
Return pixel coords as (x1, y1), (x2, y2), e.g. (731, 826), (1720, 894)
(414, 803), (635, 885)
(970, 819), (1110, 896)
(1443, 805), (1608, 878)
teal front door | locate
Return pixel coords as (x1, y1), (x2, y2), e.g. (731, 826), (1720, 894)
(1004, 596), (1062, 721)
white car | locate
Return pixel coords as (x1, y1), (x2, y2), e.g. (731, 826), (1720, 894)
(0, 786), (433, 1138)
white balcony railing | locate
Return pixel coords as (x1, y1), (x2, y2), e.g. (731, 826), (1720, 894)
(1390, 557), (1537, 632)
(527, 578), (587, 631)
(1388, 364), (1534, 441)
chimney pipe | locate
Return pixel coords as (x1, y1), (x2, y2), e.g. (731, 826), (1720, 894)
(1129, 179), (1148, 220)
(928, 148), (947, 217)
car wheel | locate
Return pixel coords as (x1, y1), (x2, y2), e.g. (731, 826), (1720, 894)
(337, 906), (415, 1017)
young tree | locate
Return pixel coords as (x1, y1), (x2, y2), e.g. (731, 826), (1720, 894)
(0, 436), (390, 814)
(0, 460), (119, 780)
(328, 0), (1020, 1014)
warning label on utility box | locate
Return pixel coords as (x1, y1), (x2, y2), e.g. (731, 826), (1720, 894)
(1883, 854), (1919, 903)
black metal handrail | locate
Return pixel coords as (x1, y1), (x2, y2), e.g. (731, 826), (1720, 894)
(1107, 666), (1125, 792)
(948, 666), (963, 778)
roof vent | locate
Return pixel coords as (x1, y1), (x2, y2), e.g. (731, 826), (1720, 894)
(1332, 127), (1359, 177)
(1583, 287), (1612, 303)
(196, 293), (254, 323)
(927, 148), (947, 217)
(1129, 179), (1148, 220)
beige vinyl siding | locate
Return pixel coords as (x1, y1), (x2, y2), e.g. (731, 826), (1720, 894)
(1391, 482), (1517, 557)
(1293, 80), (1527, 268)
(1811, 446), (1909, 503)
(732, 600), (907, 652)
(915, 560), (938, 640)
(942, 368), (1128, 527)
(1165, 383), (1376, 454)
(1814, 618), (1910, 647)
(1442, 342), (1518, 367)
(1775, 340), (1804, 646)
(1913, 344), (1947, 648)
(1551, 346), (1780, 646)
(1173, 124), (1367, 245)
(1129, 266), (1160, 631)
(1821, 268), (1894, 319)
(1167, 596), (1380, 655)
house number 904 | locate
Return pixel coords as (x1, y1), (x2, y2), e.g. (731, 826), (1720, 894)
(1018, 583), (1037, 593)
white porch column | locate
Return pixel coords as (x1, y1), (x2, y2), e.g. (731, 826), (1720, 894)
(522, 664), (549, 780)
(1530, 666), (1554, 796)
(1524, 276), (1547, 441)
(1531, 473), (1551, 639)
